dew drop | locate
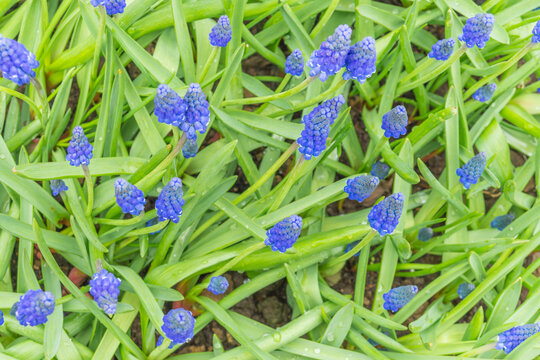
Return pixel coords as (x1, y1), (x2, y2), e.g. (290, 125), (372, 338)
(314, 348), (321, 354)
(273, 332), (281, 342)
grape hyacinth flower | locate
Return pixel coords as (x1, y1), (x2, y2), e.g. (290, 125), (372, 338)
(491, 214), (514, 231)
(308, 25), (352, 82)
(371, 161), (390, 180)
(533, 20), (540, 43)
(0, 36), (39, 86)
(209, 15), (232, 47)
(90, 0), (126, 15)
(157, 335), (173, 349)
(182, 83), (210, 140)
(383, 285), (418, 312)
(207, 276), (229, 295)
(147, 217), (162, 235)
(89, 269), (121, 315)
(457, 283), (475, 299)
(154, 84), (186, 127)
(428, 38), (455, 61)
(344, 175), (379, 202)
(382, 105), (408, 139)
(0, 310), (3, 326)
(182, 138), (198, 158)
(496, 323), (540, 354)
(66, 126), (93, 167)
(458, 13), (495, 49)
(417, 227), (434, 242)
(14, 289), (55, 326)
(345, 241), (361, 257)
(156, 178), (185, 223)
(50, 179), (68, 196)
(343, 36), (376, 83)
(456, 152), (486, 189)
(297, 95), (345, 160)
(285, 49), (304, 76)
(472, 83), (496, 102)
(265, 215), (302, 253)
(368, 193), (404, 236)
(114, 178), (146, 216)
(162, 308), (195, 347)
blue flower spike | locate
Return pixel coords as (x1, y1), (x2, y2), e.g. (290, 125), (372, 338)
(155, 84), (186, 127)
(383, 285), (418, 312)
(209, 15), (232, 47)
(66, 126), (93, 167)
(265, 215), (303, 253)
(368, 193), (404, 236)
(15, 289), (55, 326)
(182, 138), (198, 158)
(0, 310), (4, 326)
(285, 49), (304, 76)
(208, 276), (229, 295)
(371, 161), (390, 180)
(382, 105), (408, 138)
(114, 178), (146, 216)
(343, 36), (376, 83)
(90, 0), (126, 15)
(50, 179), (68, 196)
(533, 20), (540, 43)
(162, 308), (195, 347)
(182, 83), (210, 140)
(344, 175), (379, 202)
(459, 13), (495, 49)
(496, 323), (540, 354)
(417, 227), (434, 242)
(472, 83), (496, 102)
(0, 35), (39, 86)
(297, 95), (345, 160)
(308, 25), (352, 81)
(490, 214), (514, 231)
(457, 283), (475, 299)
(456, 152), (486, 189)
(156, 177), (185, 223)
(89, 269), (121, 315)
(428, 38), (455, 61)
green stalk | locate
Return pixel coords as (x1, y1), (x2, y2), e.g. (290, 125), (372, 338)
(321, 230), (377, 271)
(268, 155), (305, 212)
(95, 211), (152, 226)
(91, 6), (107, 81)
(255, 74), (291, 114)
(82, 165), (94, 217)
(197, 46), (220, 83)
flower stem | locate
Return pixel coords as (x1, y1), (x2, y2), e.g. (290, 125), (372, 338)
(197, 47), (220, 83)
(268, 154), (305, 213)
(91, 6), (106, 81)
(139, 133), (187, 188)
(95, 211), (151, 226)
(321, 230), (377, 271)
(255, 74), (292, 114)
(82, 165), (94, 217)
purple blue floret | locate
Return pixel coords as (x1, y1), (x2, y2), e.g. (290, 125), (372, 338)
(343, 36), (376, 83)
(285, 49), (304, 76)
(417, 227), (434, 242)
(182, 83), (210, 140)
(458, 13), (495, 49)
(457, 283), (475, 299)
(490, 214), (514, 231)
(156, 177), (185, 223)
(456, 152), (486, 189)
(371, 161), (389, 180)
(344, 175), (379, 202)
(66, 126), (93, 167)
(182, 138), (198, 158)
(90, 0), (126, 15)
(308, 25), (352, 82)
(0, 310), (3, 326)
(208, 276), (229, 295)
(114, 178), (146, 216)
(265, 215), (302, 253)
(472, 83), (496, 102)
(383, 285), (418, 312)
(368, 193), (404, 236)
(155, 84), (186, 127)
(209, 16), (232, 47)
(50, 179), (68, 196)
(14, 289), (55, 326)
(345, 241), (361, 257)
(382, 105), (408, 139)
(297, 95), (345, 160)
(162, 308), (195, 347)
(428, 38), (455, 61)
(496, 323), (540, 354)
(533, 20), (540, 43)
(89, 269), (121, 315)
(0, 35), (39, 86)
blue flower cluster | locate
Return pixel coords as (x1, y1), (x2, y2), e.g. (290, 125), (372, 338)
(90, 0), (126, 15)
(285, 49), (304, 76)
(382, 105), (408, 139)
(459, 13), (495, 49)
(428, 38), (455, 61)
(371, 161), (389, 180)
(156, 177), (185, 223)
(0, 36), (39, 86)
(491, 214), (514, 231)
(208, 276), (229, 295)
(533, 20), (540, 43)
(50, 179), (68, 196)
(368, 193), (404, 236)
(89, 269), (121, 315)
(114, 178), (146, 216)
(496, 323), (540, 353)
(297, 95), (345, 159)
(14, 289), (55, 326)
(162, 308), (195, 347)
(343, 36), (376, 83)
(417, 227), (434, 242)
(456, 152), (486, 189)
(308, 25), (352, 81)
(344, 175), (379, 202)
(383, 285), (418, 312)
(209, 15), (232, 47)
(472, 83), (496, 102)
(457, 283), (475, 299)
(0, 310), (3, 326)
(265, 215), (302, 253)
(66, 126), (93, 167)
(155, 84), (186, 127)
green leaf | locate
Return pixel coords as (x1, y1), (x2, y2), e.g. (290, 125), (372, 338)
(320, 303), (353, 347)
